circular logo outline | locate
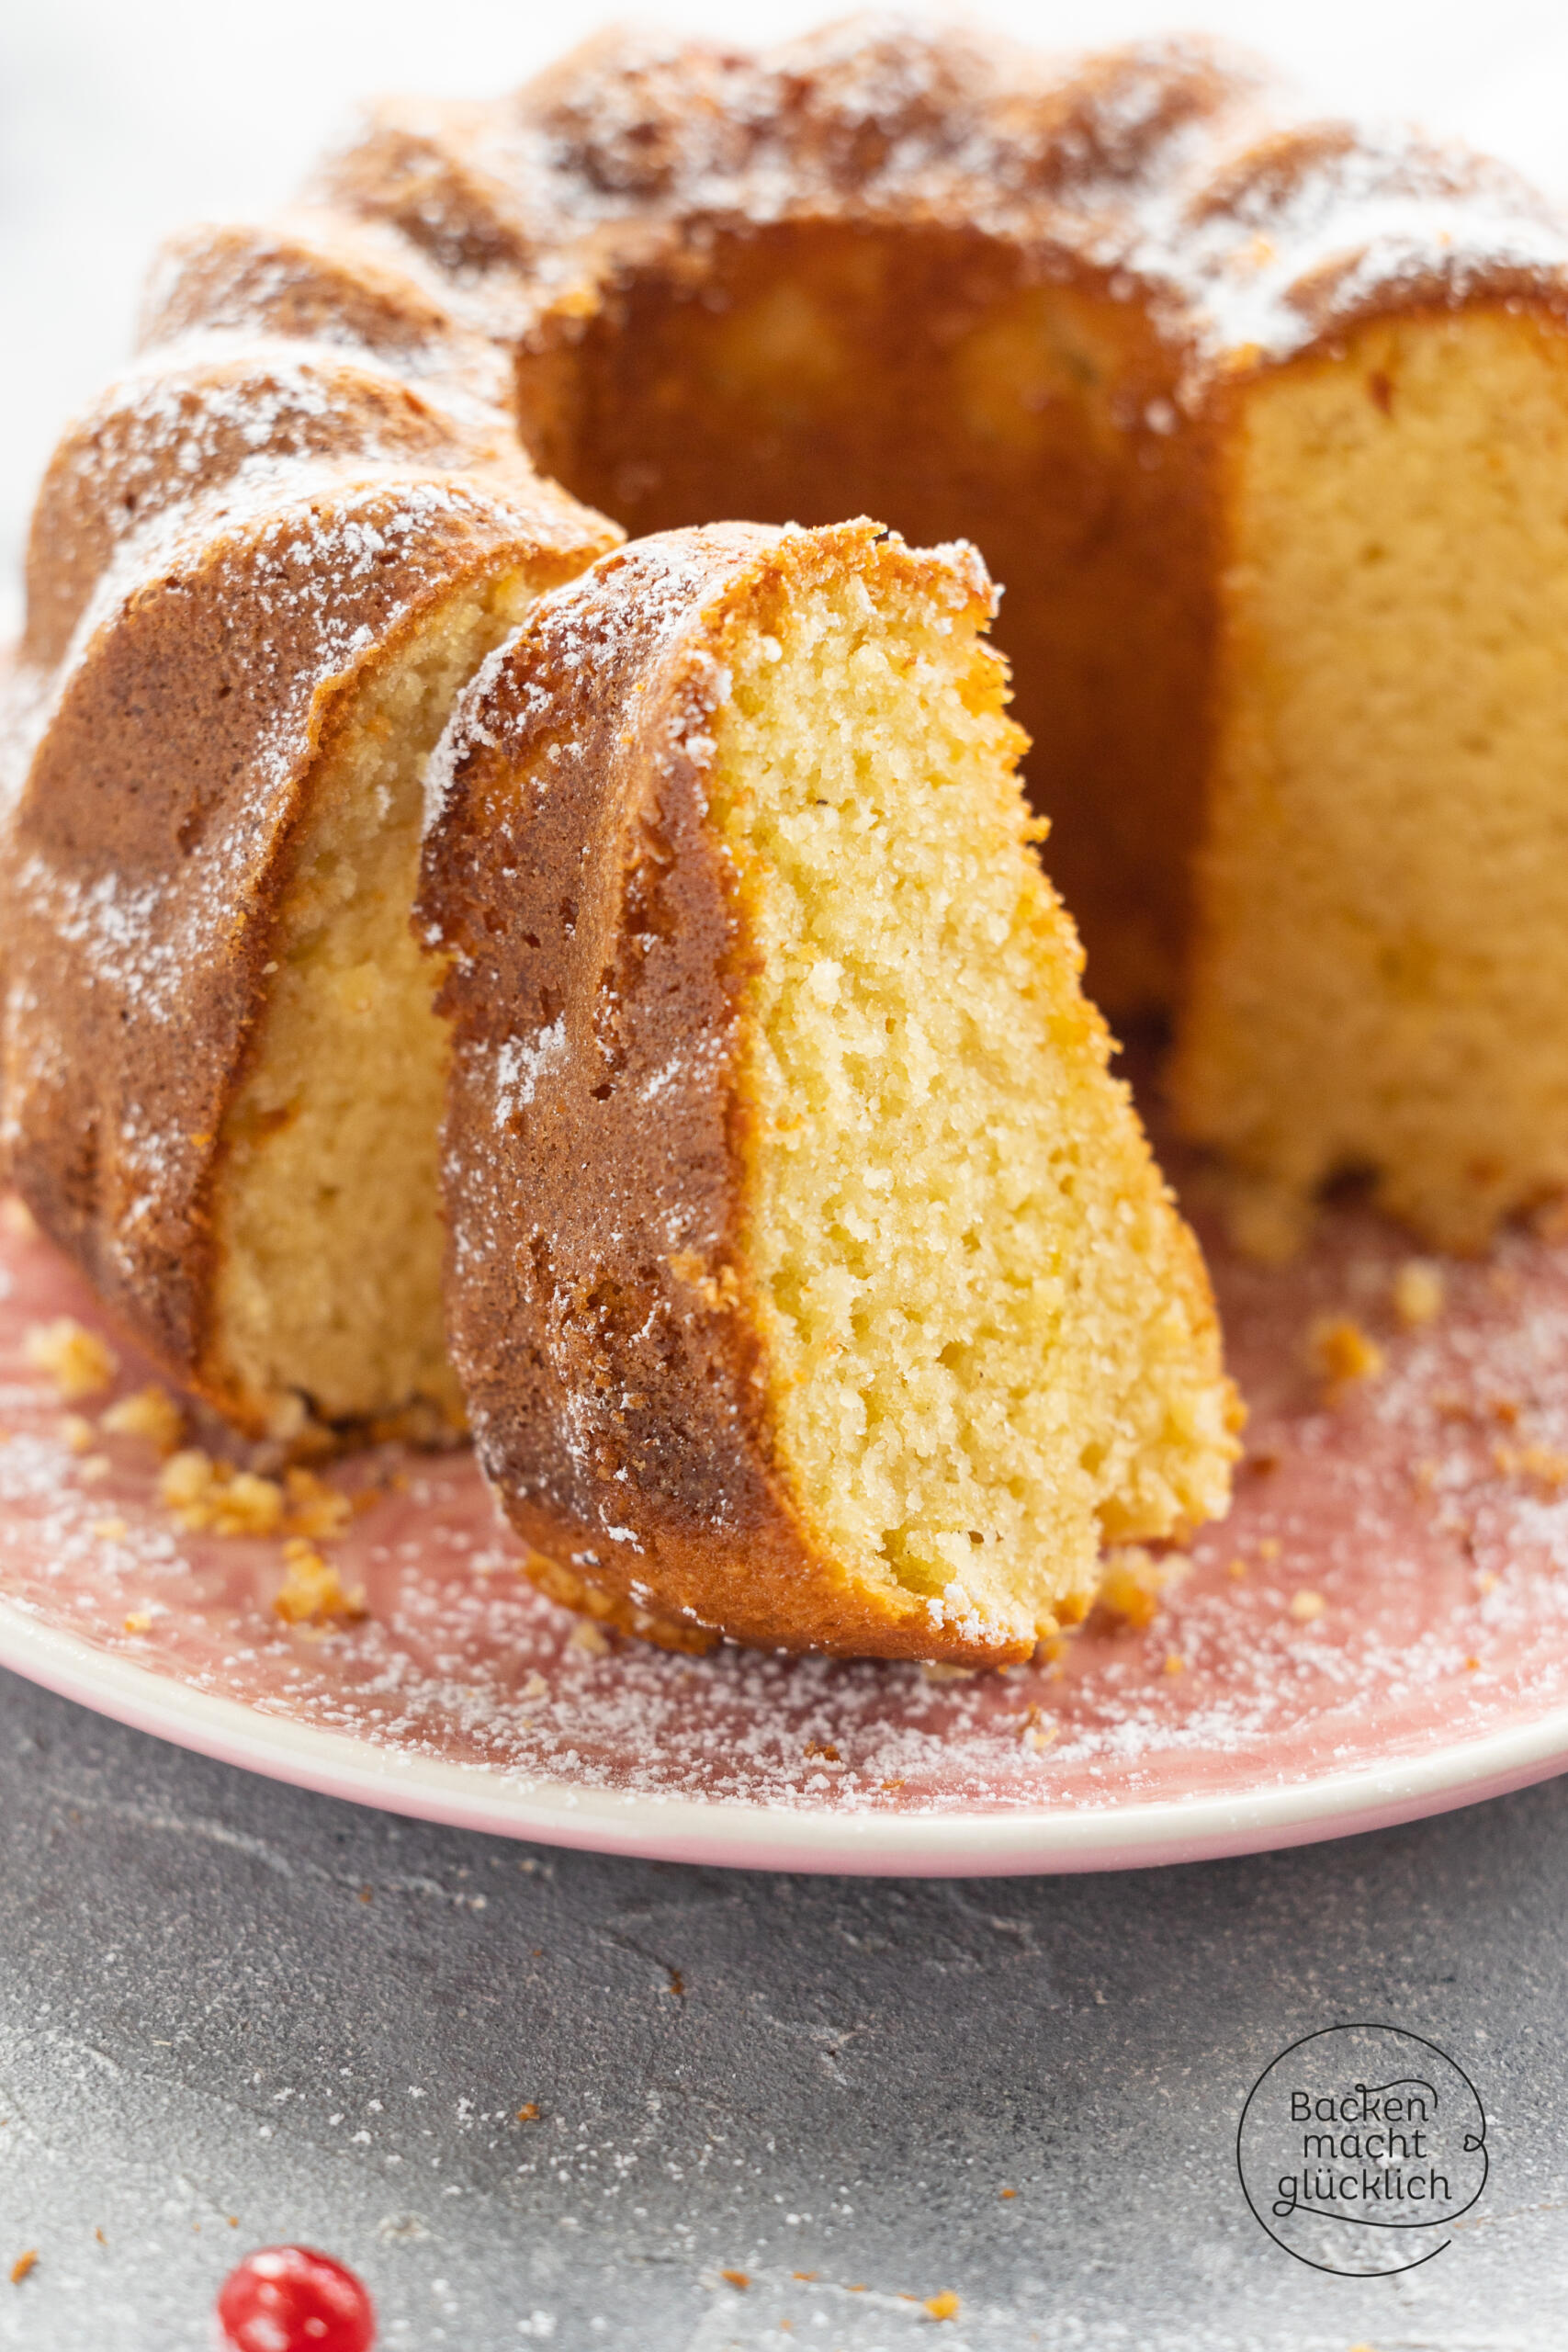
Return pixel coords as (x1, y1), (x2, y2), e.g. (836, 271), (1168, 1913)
(1235, 2022), (1488, 2277)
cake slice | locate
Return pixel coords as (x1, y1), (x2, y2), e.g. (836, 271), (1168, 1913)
(1, 340), (616, 1442)
(418, 521), (1240, 1661)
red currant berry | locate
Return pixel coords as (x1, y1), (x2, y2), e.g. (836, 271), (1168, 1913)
(216, 2245), (375, 2352)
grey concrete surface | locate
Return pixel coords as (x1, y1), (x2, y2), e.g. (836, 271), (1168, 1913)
(0, 1665), (1565, 2350)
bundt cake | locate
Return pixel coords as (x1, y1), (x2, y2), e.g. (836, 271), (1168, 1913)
(6, 17), (1568, 1650)
(417, 519), (1237, 1660)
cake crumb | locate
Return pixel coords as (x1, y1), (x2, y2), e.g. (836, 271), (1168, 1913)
(8, 2252), (36, 2286)
(284, 1466), (353, 1541)
(568, 1618), (612, 1657)
(921, 1660), (977, 1682)
(1021, 1706), (1058, 1751)
(92, 1518), (129, 1543)
(924, 2291), (960, 2321)
(274, 1540), (366, 1626)
(1494, 1442), (1568, 1492)
(803, 1739), (840, 1762)
(1289, 1589), (1326, 1623)
(1258, 1537), (1281, 1562)
(516, 2103), (540, 2122)
(58, 1414), (95, 1455)
(719, 2269), (749, 2290)
(1393, 1260), (1445, 1328)
(159, 1450), (285, 1537)
(76, 1454), (111, 1484)
(1163, 1650), (1185, 1675)
(101, 1385), (185, 1455)
(1227, 1556), (1248, 1579)
(1098, 1544), (1189, 1629)
(1310, 1315), (1385, 1392)
(122, 1611), (152, 1633)
(1476, 1568), (1500, 1595)
(25, 1317), (117, 1400)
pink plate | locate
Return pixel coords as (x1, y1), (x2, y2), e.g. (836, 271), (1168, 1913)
(6, 1173), (1568, 1876)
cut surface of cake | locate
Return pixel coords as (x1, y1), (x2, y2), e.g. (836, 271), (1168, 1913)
(418, 521), (1240, 1661)
(202, 566), (539, 1437)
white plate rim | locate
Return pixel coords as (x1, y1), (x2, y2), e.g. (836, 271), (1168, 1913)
(5, 1595), (1567, 1875)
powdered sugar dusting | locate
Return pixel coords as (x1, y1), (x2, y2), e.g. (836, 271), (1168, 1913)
(492, 1016), (569, 1123)
(422, 624), (521, 834)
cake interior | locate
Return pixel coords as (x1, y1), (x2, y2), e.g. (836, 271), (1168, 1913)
(707, 550), (1234, 1635)
(517, 220), (1212, 1018)
(205, 571), (540, 1437)
(1175, 306), (1568, 1251)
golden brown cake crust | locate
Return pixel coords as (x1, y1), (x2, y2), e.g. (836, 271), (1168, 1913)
(418, 519), (1042, 1662)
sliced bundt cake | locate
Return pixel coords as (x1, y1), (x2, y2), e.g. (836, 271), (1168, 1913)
(14, 15), (1568, 1608)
